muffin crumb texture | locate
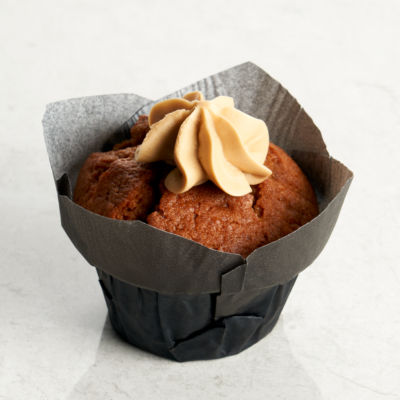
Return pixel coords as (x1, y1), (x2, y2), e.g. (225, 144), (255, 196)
(74, 117), (318, 257)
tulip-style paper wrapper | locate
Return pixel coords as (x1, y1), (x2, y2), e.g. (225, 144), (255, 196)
(43, 62), (353, 361)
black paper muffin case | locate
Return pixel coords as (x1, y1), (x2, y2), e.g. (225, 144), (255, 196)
(98, 269), (297, 361)
(43, 62), (353, 361)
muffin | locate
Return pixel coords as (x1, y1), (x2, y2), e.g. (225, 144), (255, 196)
(44, 62), (353, 362)
(74, 97), (318, 257)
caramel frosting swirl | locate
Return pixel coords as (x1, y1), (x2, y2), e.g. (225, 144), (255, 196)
(135, 91), (272, 196)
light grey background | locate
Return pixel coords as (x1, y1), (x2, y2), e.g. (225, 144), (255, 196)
(1, 1), (399, 399)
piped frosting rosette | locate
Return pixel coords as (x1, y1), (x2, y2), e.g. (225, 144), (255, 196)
(135, 91), (272, 196)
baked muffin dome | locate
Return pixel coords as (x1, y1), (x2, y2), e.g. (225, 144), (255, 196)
(74, 117), (318, 257)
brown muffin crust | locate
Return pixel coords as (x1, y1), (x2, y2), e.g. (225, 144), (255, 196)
(74, 117), (319, 257)
(73, 146), (161, 221)
(147, 143), (318, 256)
(113, 115), (150, 150)
(147, 182), (267, 257)
(254, 143), (319, 243)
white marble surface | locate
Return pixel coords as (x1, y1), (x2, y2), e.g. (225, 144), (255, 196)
(1, 1), (399, 399)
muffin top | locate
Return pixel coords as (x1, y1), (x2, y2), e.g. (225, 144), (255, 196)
(74, 113), (318, 257)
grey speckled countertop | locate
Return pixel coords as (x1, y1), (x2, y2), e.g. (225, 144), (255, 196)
(1, 1), (399, 399)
